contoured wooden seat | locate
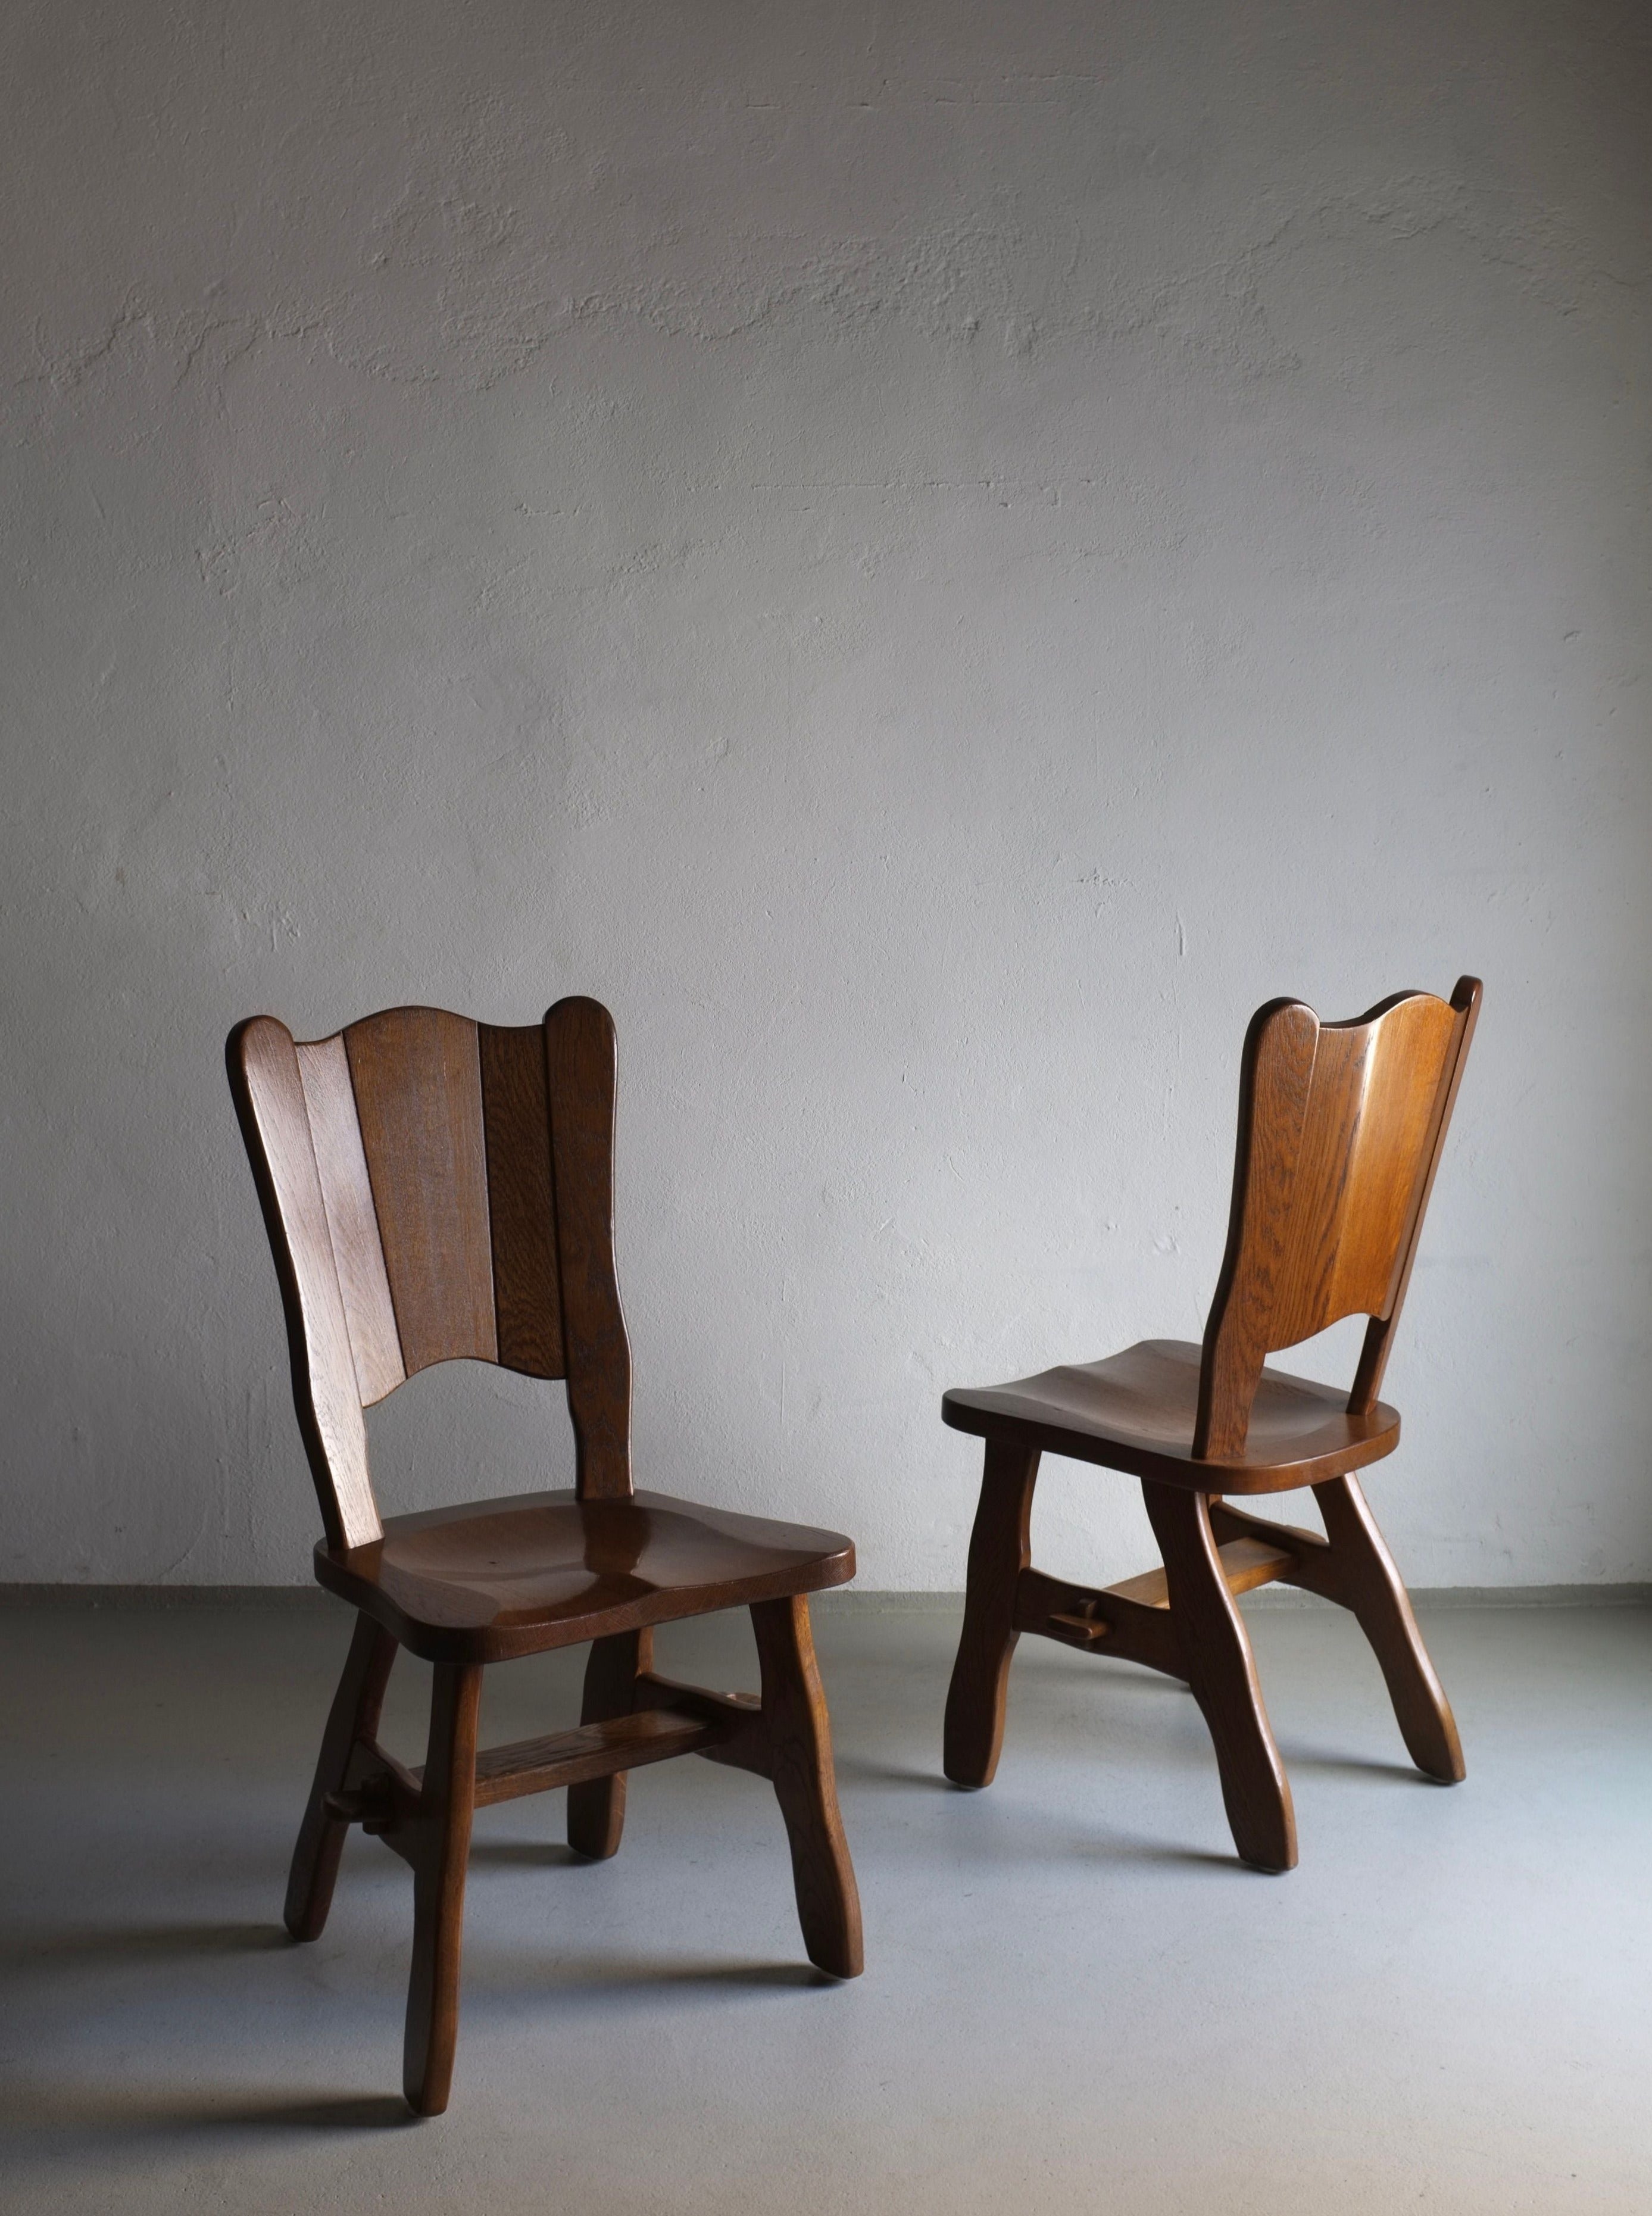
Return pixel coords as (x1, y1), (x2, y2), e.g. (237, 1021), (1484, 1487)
(229, 998), (862, 2115)
(942, 979), (1481, 1871)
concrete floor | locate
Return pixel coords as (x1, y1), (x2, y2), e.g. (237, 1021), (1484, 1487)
(1, 1597), (1648, 2214)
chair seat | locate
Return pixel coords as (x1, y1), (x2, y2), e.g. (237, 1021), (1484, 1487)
(941, 1338), (1400, 1494)
(314, 1488), (856, 1663)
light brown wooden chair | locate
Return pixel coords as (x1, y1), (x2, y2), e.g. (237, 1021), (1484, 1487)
(228, 997), (862, 2114)
(941, 978), (1481, 1871)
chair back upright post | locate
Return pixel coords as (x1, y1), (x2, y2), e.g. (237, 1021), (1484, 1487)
(226, 994), (633, 1549)
(1194, 976), (1481, 1461)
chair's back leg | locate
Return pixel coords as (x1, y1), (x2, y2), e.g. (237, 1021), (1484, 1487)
(750, 1596), (863, 1979)
(285, 1611), (397, 1941)
(403, 1662), (483, 2117)
(944, 1441), (1039, 1787)
(567, 1628), (654, 1858)
(1313, 1474), (1465, 1783)
(1142, 1481), (1297, 1872)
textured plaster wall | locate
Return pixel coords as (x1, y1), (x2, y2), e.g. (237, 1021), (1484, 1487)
(2, 1), (1648, 1589)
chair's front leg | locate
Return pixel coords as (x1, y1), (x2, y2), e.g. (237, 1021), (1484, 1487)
(403, 1662), (483, 2117)
(943, 1441), (1039, 1787)
(751, 1596), (863, 1979)
(1314, 1474), (1465, 1783)
(568, 1628), (654, 1858)
(285, 1610), (397, 1941)
(1142, 1481), (1297, 1872)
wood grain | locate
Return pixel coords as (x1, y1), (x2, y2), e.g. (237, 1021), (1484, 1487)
(227, 1018), (382, 1550)
(283, 1610), (397, 1939)
(1197, 982), (1475, 1457)
(1141, 1480), (1297, 1871)
(751, 1596), (864, 1979)
(545, 997), (633, 1500)
(938, 978), (1478, 1871)
(567, 1628), (650, 1858)
(230, 993), (865, 2110)
(477, 1023), (564, 1380)
(942, 1441), (1038, 1787)
(345, 1007), (498, 1377)
(402, 1661), (482, 2117)
(295, 1034), (405, 1406)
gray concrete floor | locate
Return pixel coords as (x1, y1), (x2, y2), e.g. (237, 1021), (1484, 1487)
(1, 1598), (1648, 2214)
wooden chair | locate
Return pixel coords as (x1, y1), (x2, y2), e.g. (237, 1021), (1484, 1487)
(227, 997), (862, 2114)
(941, 978), (1481, 1872)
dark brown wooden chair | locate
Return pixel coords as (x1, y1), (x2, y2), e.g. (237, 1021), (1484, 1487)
(227, 997), (862, 2114)
(941, 978), (1481, 1872)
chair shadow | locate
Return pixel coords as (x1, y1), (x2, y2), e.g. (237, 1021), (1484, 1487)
(0, 2081), (416, 2152)
(467, 1837), (583, 1869)
(1278, 1744), (1435, 1784)
(0, 1920), (290, 1974)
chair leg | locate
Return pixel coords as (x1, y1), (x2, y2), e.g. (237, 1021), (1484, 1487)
(402, 1662), (483, 2117)
(1142, 1481), (1297, 1872)
(751, 1596), (863, 1979)
(1314, 1474), (1466, 1783)
(567, 1628), (654, 1858)
(943, 1441), (1039, 1787)
(285, 1610), (397, 1941)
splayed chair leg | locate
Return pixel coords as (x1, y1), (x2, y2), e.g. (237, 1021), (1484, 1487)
(751, 1595), (863, 1978)
(1142, 1480), (1297, 1872)
(285, 1610), (396, 1941)
(1316, 1474), (1465, 1783)
(943, 1441), (1039, 1788)
(402, 1662), (482, 2117)
(567, 1628), (654, 1858)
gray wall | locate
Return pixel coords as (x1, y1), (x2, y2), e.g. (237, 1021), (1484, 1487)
(3, 1), (1648, 1590)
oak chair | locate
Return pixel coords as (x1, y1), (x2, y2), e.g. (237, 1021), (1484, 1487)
(941, 978), (1481, 1872)
(228, 997), (862, 2114)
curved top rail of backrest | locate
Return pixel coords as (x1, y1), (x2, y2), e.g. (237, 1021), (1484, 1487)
(1194, 976), (1481, 1459)
(226, 997), (632, 1551)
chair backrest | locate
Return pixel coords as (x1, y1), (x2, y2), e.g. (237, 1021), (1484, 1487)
(227, 997), (632, 1550)
(1195, 976), (1481, 1458)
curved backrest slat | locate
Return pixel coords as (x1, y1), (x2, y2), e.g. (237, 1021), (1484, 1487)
(1195, 978), (1480, 1458)
(228, 1018), (383, 1551)
(295, 1034), (405, 1407)
(229, 998), (631, 1549)
(344, 1009), (499, 1377)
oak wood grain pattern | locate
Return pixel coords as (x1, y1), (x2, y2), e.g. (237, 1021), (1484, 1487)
(1206, 1490), (1463, 1781)
(1350, 976), (1482, 1412)
(312, 1488), (855, 1665)
(567, 1628), (650, 1857)
(477, 1023), (565, 1380)
(545, 997), (633, 1499)
(402, 1662), (482, 2117)
(294, 1035), (406, 1406)
(751, 1596), (864, 1978)
(227, 1018), (383, 1551)
(1141, 1480), (1297, 1871)
(1015, 1565), (1184, 1678)
(283, 1611), (397, 1939)
(943, 1338), (1399, 1494)
(345, 1007), (498, 1377)
(638, 1672), (772, 1777)
(1197, 982), (1478, 1456)
(470, 1706), (717, 1805)
(942, 1442), (1038, 1787)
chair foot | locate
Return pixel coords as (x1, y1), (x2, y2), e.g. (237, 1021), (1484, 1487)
(402, 1663), (482, 2117)
(568, 1629), (654, 1858)
(1142, 1481), (1297, 1872)
(751, 1596), (863, 1978)
(943, 1441), (1038, 1787)
(284, 1612), (396, 1942)
(1314, 1475), (1466, 1783)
